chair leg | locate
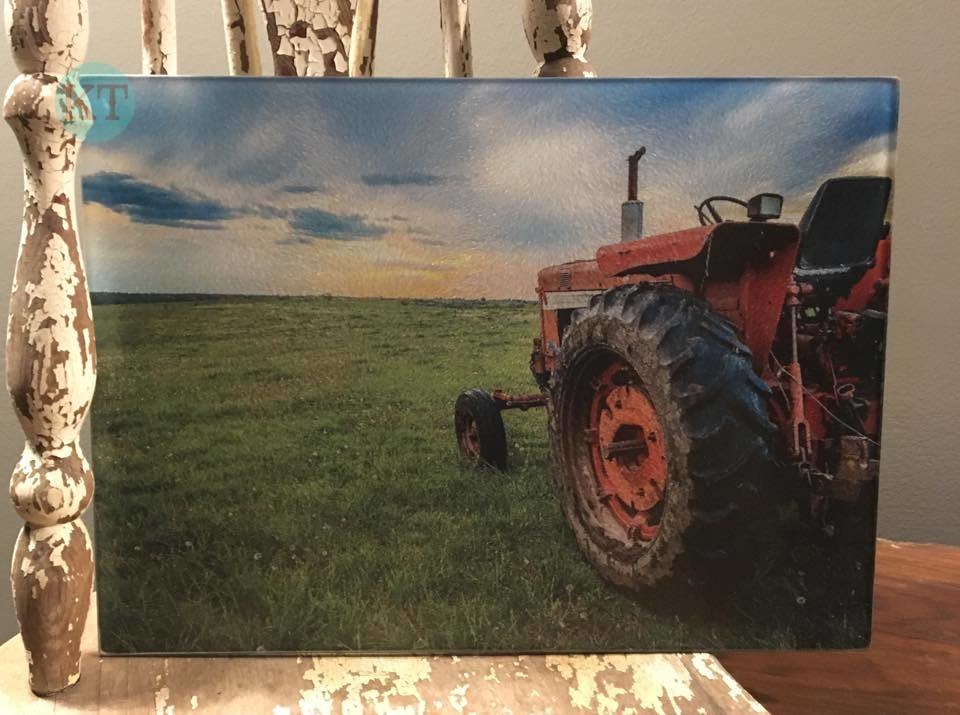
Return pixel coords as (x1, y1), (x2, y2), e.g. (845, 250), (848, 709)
(4, 0), (97, 696)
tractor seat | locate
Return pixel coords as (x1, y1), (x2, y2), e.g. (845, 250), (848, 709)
(794, 176), (892, 301)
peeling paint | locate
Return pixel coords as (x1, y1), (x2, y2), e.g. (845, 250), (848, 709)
(221, 0), (262, 75)
(690, 654), (766, 713)
(261, 0), (358, 77)
(347, 0), (377, 76)
(10, 442), (93, 526)
(6, 0), (88, 75)
(545, 654), (760, 715)
(155, 685), (173, 715)
(5, 0), (96, 697)
(447, 683), (469, 712)
(522, 0), (596, 77)
(299, 656), (432, 714)
(141, 0), (178, 75)
(439, 0), (472, 78)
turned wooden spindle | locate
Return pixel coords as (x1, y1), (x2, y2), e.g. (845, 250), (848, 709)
(439, 0), (472, 78)
(4, 0), (96, 697)
(141, 0), (178, 75)
(348, 0), (378, 77)
(221, 0), (263, 75)
(522, 0), (595, 77)
(261, 0), (362, 77)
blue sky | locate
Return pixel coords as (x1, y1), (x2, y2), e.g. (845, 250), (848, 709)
(81, 78), (898, 298)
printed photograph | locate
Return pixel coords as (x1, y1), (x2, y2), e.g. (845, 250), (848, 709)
(81, 77), (898, 654)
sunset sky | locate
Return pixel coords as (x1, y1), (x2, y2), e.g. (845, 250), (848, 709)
(81, 78), (898, 299)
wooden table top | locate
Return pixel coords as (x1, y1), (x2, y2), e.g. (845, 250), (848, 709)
(721, 539), (960, 713)
(2, 538), (954, 713)
(0, 609), (764, 713)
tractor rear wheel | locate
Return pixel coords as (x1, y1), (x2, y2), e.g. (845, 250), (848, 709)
(549, 284), (778, 591)
(455, 389), (508, 470)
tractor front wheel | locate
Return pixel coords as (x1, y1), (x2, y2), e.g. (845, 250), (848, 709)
(455, 389), (508, 470)
(549, 285), (778, 591)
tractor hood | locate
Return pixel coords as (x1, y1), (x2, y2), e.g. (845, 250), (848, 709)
(596, 222), (799, 278)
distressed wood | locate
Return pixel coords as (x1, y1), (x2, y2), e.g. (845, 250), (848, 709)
(523, 0), (595, 77)
(439, 0), (472, 77)
(4, 540), (956, 712)
(347, 0), (377, 77)
(221, 0), (263, 75)
(260, 0), (358, 77)
(140, 0), (177, 75)
(4, 0), (96, 697)
(0, 595), (766, 713)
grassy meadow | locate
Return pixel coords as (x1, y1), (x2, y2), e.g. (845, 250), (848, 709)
(92, 295), (850, 654)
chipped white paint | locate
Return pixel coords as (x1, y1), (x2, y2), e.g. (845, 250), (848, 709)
(260, 0), (357, 77)
(522, 0), (596, 77)
(4, 0), (88, 75)
(5, 0), (96, 697)
(221, 0), (263, 75)
(690, 654), (767, 713)
(141, 0), (178, 75)
(347, 0), (377, 76)
(11, 443), (92, 526)
(447, 683), (469, 712)
(299, 656), (432, 714)
(154, 685), (173, 715)
(22, 232), (95, 444)
(439, 0), (472, 77)
(545, 653), (766, 715)
(2, 594), (767, 712)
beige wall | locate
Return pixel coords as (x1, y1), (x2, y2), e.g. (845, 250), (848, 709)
(1, 0), (958, 641)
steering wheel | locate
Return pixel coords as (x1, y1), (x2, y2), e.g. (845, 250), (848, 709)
(695, 195), (749, 226)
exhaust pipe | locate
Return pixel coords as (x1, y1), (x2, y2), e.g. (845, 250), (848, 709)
(622, 147), (646, 242)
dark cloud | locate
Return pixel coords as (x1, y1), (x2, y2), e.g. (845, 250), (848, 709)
(282, 183), (326, 194)
(82, 172), (237, 229)
(287, 208), (388, 242)
(360, 172), (448, 187)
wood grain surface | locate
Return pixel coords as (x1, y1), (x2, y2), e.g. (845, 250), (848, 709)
(0, 596), (766, 713)
(721, 539), (960, 714)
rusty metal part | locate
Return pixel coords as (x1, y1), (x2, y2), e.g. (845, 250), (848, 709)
(491, 390), (548, 411)
(627, 147), (646, 201)
(785, 281), (813, 466)
(458, 414), (481, 459)
(529, 337), (550, 390)
(824, 435), (880, 501)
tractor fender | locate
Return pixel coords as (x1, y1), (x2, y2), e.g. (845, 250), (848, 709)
(595, 222), (802, 371)
(596, 223), (800, 280)
(596, 226), (715, 277)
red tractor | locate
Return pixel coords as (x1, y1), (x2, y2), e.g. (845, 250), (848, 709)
(455, 148), (891, 590)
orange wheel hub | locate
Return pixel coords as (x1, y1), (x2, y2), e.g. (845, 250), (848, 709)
(587, 360), (669, 541)
(458, 415), (481, 459)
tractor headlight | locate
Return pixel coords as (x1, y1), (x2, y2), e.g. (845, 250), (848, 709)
(747, 193), (783, 221)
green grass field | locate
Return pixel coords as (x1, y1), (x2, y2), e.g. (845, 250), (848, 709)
(92, 296), (845, 654)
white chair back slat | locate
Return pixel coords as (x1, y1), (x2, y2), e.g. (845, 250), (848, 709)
(222, 0), (264, 75)
(440, 0), (473, 78)
(141, 0), (178, 74)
